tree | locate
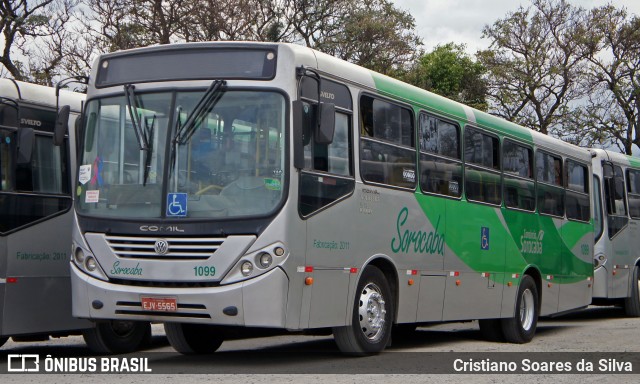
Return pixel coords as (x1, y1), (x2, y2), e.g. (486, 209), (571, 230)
(576, 5), (640, 154)
(404, 43), (488, 111)
(0, 0), (77, 83)
(318, 0), (422, 76)
(478, 0), (590, 136)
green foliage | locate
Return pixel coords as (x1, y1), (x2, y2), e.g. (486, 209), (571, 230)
(404, 43), (487, 111)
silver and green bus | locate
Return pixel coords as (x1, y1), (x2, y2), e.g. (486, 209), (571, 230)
(68, 42), (593, 355)
(0, 79), (149, 353)
(590, 149), (640, 316)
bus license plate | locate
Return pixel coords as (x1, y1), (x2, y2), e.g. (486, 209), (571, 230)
(141, 297), (177, 312)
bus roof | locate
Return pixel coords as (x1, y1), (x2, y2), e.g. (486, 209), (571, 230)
(0, 78), (85, 112)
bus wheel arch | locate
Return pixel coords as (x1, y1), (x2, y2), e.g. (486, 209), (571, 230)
(333, 263), (395, 355)
(501, 272), (539, 343)
(624, 262), (640, 317)
(367, 257), (399, 324)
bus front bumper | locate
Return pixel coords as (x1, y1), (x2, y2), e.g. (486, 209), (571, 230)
(70, 263), (289, 328)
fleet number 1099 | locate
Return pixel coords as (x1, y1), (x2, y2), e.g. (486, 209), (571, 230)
(193, 266), (216, 277)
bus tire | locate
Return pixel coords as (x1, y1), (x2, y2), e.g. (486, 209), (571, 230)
(624, 266), (640, 317)
(333, 266), (393, 356)
(83, 321), (151, 354)
(479, 319), (505, 342)
(501, 275), (538, 343)
(164, 323), (223, 354)
(0, 337), (7, 349)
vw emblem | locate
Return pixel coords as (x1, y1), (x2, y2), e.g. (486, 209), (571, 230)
(154, 239), (170, 255)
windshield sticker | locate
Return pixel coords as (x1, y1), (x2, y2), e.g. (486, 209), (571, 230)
(264, 178), (282, 191)
(78, 164), (91, 185)
(85, 190), (100, 203)
(167, 193), (188, 217)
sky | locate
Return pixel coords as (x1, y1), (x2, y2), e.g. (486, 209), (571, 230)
(392, 0), (640, 53)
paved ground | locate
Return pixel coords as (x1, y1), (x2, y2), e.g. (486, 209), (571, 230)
(1, 306), (639, 383)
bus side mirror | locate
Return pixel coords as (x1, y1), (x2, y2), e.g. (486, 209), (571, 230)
(316, 102), (335, 145)
(17, 127), (34, 165)
(54, 105), (70, 146)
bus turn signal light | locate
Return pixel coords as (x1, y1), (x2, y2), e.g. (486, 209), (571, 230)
(305, 277), (314, 286)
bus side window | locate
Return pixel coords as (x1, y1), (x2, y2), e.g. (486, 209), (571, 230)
(627, 169), (640, 219)
(298, 79), (354, 217)
(418, 112), (462, 198)
(503, 140), (534, 211)
(359, 95), (415, 189)
(536, 150), (564, 217)
(464, 127), (501, 205)
(565, 160), (590, 222)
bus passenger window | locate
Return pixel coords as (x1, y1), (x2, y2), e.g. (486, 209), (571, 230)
(627, 169), (640, 219)
(359, 95), (415, 189)
(536, 151), (564, 217)
(565, 160), (589, 222)
(418, 113), (462, 198)
(503, 140), (534, 211)
(464, 127), (501, 205)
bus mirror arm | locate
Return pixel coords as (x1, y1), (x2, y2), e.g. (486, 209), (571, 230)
(54, 105), (70, 146)
(292, 100), (305, 169)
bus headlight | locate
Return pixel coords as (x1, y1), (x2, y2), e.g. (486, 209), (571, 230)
(74, 247), (85, 264)
(241, 261), (254, 276)
(85, 256), (98, 272)
(259, 253), (273, 268)
(221, 242), (289, 285)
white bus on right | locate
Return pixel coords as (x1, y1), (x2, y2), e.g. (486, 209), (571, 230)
(591, 148), (640, 316)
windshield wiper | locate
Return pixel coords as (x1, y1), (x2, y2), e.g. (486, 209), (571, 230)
(124, 84), (155, 186)
(170, 79), (226, 172)
(173, 79), (226, 145)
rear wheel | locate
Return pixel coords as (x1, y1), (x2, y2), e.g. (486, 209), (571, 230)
(501, 275), (538, 343)
(164, 323), (224, 354)
(333, 266), (393, 356)
(83, 321), (151, 354)
(624, 266), (640, 317)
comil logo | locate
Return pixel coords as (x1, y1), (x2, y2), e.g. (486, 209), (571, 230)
(8, 354), (40, 372)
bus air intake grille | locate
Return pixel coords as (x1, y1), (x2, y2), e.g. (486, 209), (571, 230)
(115, 301), (211, 319)
(109, 278), (220, 288)
(105, 235), (225, 260)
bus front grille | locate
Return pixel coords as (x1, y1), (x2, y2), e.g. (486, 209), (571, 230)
(105, 235), (225, 260)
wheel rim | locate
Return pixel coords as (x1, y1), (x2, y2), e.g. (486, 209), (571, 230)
(358, 282), (386, 342)
(110, 321), (136, 338)
(519, 288), (535, 331)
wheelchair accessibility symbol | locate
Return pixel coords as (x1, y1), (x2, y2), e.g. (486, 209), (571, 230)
(167, 193), (188, 217)
(481, 227), (490, 250)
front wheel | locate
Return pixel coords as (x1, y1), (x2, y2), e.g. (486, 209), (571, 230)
(164, 323), (224, 354)
(83, 321), (151, 354)
(333, 266), (394, 356)
(624, 266), (640, 317)
(501, 275), (538, 343)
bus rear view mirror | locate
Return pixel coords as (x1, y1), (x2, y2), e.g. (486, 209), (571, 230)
(54, 105), (70, 146)
(316, 102), (335, 145)
(17, 127), (34, 165)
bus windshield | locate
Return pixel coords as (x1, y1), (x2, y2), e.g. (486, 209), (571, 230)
(77, 90), (286, 219)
